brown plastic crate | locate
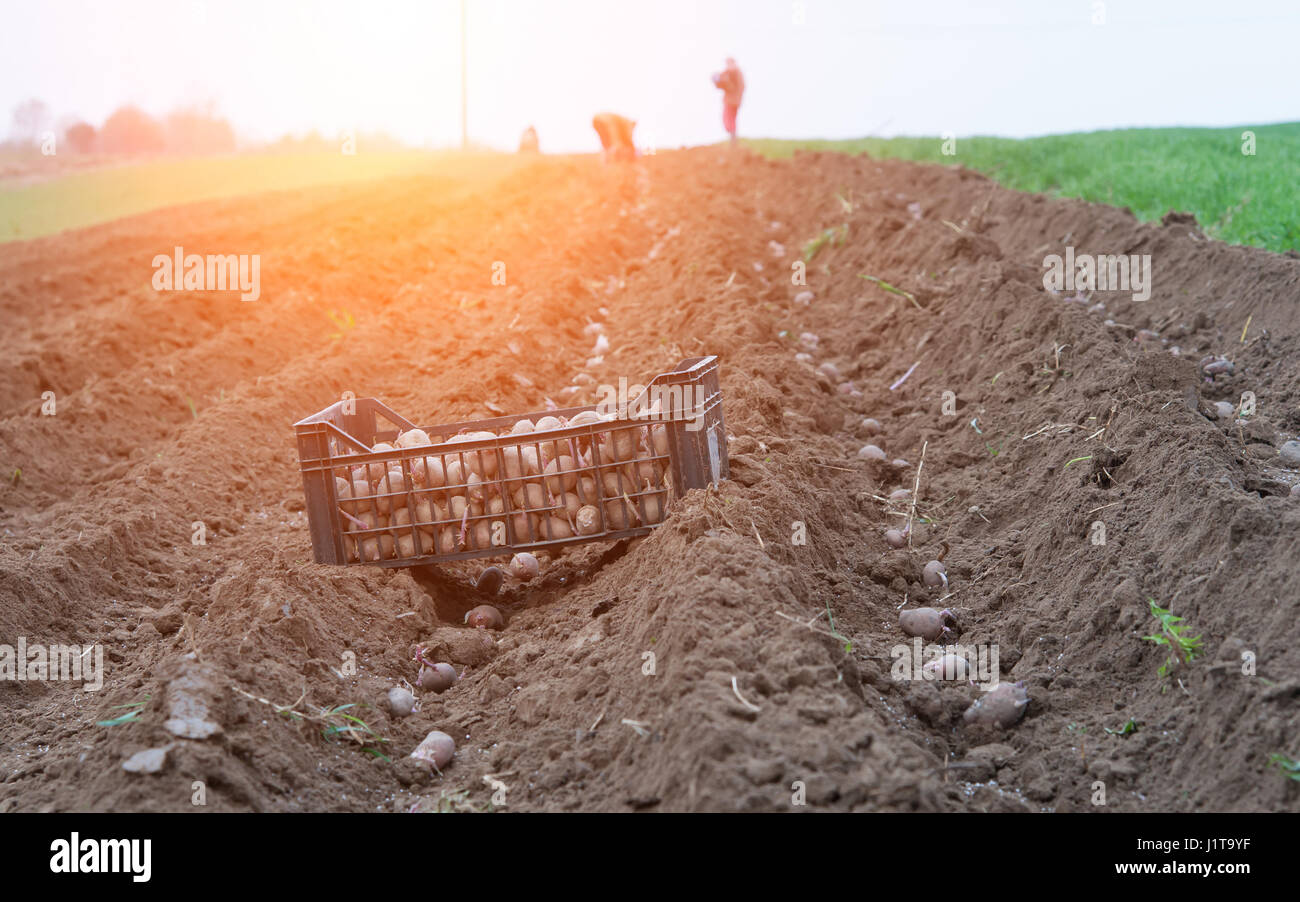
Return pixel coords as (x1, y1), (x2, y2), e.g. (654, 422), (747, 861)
(293, 356), (728, 567)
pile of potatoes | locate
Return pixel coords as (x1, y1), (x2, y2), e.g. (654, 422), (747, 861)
(335, 410), (671, 562)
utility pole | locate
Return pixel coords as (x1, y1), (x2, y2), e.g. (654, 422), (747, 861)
(460, 0), (467, 150)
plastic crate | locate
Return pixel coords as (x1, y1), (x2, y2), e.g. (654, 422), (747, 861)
(293, 356), (728, 567)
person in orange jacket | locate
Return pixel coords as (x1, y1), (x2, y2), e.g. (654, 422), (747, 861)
(592, 112), (637, 162)
(711, 57), (745, 145)
(518, 125), (539, 153)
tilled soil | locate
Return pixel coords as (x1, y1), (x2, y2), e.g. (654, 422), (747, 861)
(2, 147), (1298, 812)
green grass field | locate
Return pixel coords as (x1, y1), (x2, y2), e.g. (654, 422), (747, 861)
(0, 151), (518, 242)
(747, 123), (1300, 254)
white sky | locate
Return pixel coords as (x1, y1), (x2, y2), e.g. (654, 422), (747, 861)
(2, 0), (1297, 153)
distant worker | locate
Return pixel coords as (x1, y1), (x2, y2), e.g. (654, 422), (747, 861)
(711, 57), (745, 146)
(592, 112), (637, 163)
(518, 124), (539, 153)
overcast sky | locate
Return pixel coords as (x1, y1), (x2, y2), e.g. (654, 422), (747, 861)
(3, 0), (1297, 153)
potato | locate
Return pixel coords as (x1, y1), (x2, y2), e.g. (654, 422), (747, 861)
(374, 467), (411, 513)
(535, 415), (563, 432)
(443, 456), (466, 487)
(604, 499), (635, 530)
(410, 730), (456, 770)
(466, 472), (486, 502)
(345, 512), (389, 561)
(387, 687), (415, 717)
(884, 529), (906, 549)
(465, 605), (504, 630)
(558, 491), (583, 518)
(470, 519), (493, 550)
(360, 442), (395, 482)
(501, 445), (540, 480)
(346, 511), (379, 532)
(392, 497), (436, 529)
(410, 455), (446, 488)
(435, 525), (457, 554)
(449, 494), (471, 519)
(639, 490), (667, 524)
(576, 504), (601, 536)
(898, 607), (957, 641)
(509, 512), (537, 543)
(340, 512), (377, 561)
(567, 410), (608, 428)
(540, 437), (579, 467)
(600, 469), (627, 498)
(511, 418), (536, 434)
(508, 552), (540, 581)
(963, 681), (1029, 729)
(418, 663), (456, 693)
(513, 481), (549, 512)
(602, 427), (640, 461)
(358, 533), (394, 562)
(394, 530), (424, 558)
(540, 516), (574, 540)
(396, 429), (431, 449)
(341, 476), (373, 516)
(858, 444), (886, 461)
(624, 458), (662, 486)
(464, 444), (499, 479)
(543, 456), (579, 493)
(575, 475), (599, 503)
(922, 560), (947, 589)
(922, 653), (970, 681)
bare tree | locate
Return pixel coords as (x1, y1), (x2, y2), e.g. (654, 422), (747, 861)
(65, 121), (96, 154)
(164, 102), (236, 154)
(10, 98), (51, 145)
(100, 105), (165, 154)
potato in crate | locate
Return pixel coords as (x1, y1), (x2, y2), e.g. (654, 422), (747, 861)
(293, 356), (728, 567)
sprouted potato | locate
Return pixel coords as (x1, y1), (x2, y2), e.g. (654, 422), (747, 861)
(509, 552), (540, 580)
(576, 504), (601, 536)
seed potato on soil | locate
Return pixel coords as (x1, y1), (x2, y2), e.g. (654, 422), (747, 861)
(464, 605), (504, 630)
(410, 731), (456, 770)
(3, 147), (1299, 814)
(963, 682), (1030, 729)
(508, 552), (540, 581)
(388, 687), (416, 717)
(899, 607), (959, 642)
(418, 663), (457, 694)
(922, 653), (970, 681)
(922, 560), (948, 589)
